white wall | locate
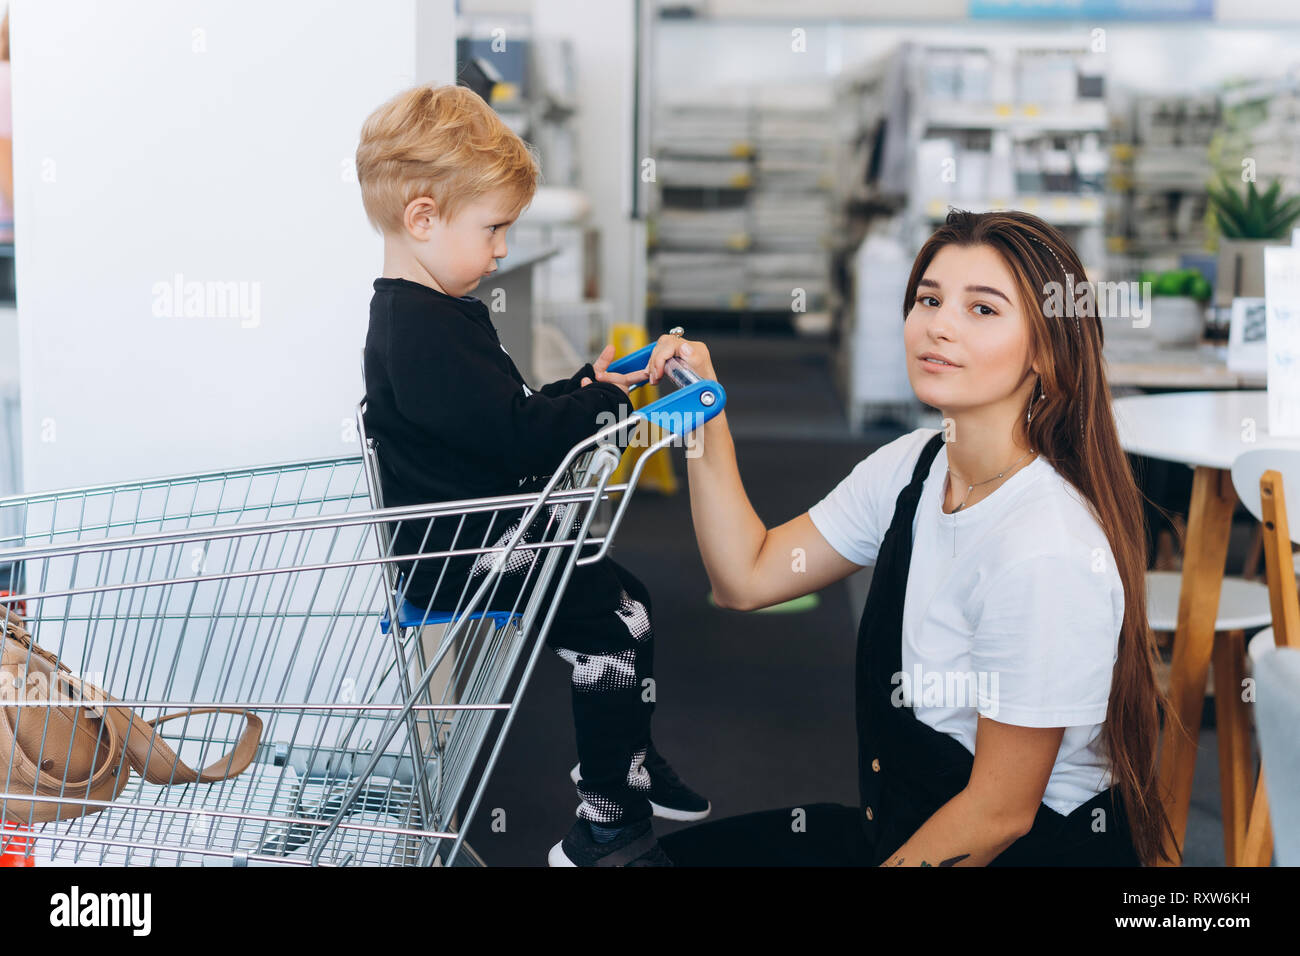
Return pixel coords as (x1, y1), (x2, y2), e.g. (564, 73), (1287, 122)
(11, 0), (454, 493)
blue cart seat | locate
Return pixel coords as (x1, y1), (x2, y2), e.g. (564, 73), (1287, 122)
(380, 595), (521, 635)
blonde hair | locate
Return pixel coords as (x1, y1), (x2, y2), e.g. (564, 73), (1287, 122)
(355, 84), (539, 235)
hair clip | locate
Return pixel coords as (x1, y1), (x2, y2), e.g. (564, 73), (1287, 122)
(1027, 234), (1086, 440)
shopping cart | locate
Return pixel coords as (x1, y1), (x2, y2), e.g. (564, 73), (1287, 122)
(0, 344), (723, 866)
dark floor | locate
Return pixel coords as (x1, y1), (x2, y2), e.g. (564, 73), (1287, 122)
(463, 332), (1241, 866)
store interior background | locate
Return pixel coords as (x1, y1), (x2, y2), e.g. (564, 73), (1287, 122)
(1, 0), (1298, 864)
(449, 0), (1300, 868)
(449, 0), (1300, 866)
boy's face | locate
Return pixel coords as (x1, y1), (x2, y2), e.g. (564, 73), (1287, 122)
(412, 188), (522, 298)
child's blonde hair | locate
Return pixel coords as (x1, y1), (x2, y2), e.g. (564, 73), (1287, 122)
(356, 84), (539, 236)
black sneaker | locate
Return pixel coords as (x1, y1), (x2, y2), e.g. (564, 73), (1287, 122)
(569, 743), (712, 823)
(547, 818), (673, 867)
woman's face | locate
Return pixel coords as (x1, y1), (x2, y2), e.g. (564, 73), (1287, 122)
(903, 243), (1037, 417)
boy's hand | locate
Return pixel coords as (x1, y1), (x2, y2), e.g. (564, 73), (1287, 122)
(579, 344), (650, 395)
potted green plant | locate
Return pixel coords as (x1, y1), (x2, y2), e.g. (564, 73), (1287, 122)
(1207, 176), (1300, 307)
(1134, 268), (1213, 346)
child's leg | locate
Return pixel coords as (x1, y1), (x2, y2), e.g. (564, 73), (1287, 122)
(549, 582), (656, 828)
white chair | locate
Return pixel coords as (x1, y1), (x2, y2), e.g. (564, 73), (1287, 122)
(1143, 459), (1287, 700)
(1145, 571), (1273, 636)
(1254, 647), (1300, 866)
(1228, 448), (1300, 866)
(1144, 571), (1273, 722)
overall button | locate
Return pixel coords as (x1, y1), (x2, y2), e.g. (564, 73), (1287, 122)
(871, 758), (881, 772)
(864, 806), (874, 821)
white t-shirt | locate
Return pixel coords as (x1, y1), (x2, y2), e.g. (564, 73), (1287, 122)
(808, 426), (1124, 815)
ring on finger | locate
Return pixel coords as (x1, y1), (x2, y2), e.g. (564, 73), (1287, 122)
(668, 326), (685, 337)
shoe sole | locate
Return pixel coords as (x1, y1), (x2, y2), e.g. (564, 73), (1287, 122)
(570, 763), (711, 822)
(548, 841), (576, 867)
(649, 801), (711, 822)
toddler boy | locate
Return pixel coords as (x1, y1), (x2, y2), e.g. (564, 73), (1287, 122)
(355, 84), (709, 866)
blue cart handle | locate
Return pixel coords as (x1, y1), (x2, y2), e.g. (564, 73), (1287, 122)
(606, 341), (659, 380)
(605, 341), (725, 435)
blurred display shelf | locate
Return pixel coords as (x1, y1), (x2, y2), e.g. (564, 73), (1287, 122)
(920, 194), (1103, 224)
(1107, 94), (1219, 272)
(648, 86), (833, 317)
(1107, 236), (1210, 254)
(1219, 72), (1300, 110)
(457, 27), (582, 188)
(918, 99), (1108, 132)
(831, 39), (1112, 429)
(1210, 73), (1300, 207)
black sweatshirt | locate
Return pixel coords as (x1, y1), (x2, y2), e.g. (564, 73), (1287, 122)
(362, 277), (642, 630)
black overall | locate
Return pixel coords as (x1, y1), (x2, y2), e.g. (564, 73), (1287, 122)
(858, 432), (1139, 866)
(659, 432), (1141, 866)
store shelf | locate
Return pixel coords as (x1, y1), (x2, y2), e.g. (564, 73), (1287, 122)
(921, 194), (1103, 224)
(919, 99), (1108, 132)
(649, 86), (833, 318)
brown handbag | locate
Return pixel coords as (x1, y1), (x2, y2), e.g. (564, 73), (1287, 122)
(1, 612), (264, 824)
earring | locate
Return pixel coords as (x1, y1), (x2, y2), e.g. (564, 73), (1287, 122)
(1027, 378), (1045, 426)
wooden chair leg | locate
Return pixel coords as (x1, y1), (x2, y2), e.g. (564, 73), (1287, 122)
(1241, 523), (1264, 580)
(1240, 770), (1274, 867)
(1212, 629), (1251, 866)
(1157, 467), (1236, 867)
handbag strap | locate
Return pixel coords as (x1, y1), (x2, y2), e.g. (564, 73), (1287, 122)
(120, 705), (263, 786)
(3, 619), (70, 675)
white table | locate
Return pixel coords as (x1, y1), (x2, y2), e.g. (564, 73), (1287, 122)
(1104, 342), (1267, 390)
(1113, 390), (1300, 866)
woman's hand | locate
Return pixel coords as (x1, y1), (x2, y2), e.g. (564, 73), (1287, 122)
(645, 333), (716, 386)
(579, 344), (650, 395)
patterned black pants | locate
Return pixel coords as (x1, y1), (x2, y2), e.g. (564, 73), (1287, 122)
(407, 506), (660, 828)
(546, 560), (656, 826)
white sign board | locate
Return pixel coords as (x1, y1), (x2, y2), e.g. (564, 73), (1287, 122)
(1264, 245), (1300, 437)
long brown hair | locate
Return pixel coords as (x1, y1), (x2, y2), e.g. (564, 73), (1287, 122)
(903, 209), (1181, 866)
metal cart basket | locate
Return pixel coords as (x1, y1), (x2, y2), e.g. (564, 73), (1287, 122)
(0, 345), (722, 866)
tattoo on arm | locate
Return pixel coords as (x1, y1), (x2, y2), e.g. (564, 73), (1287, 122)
(884, 852), (969, 867)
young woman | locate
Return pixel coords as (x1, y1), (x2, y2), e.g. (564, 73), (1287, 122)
(646, 210), (1180, 867)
